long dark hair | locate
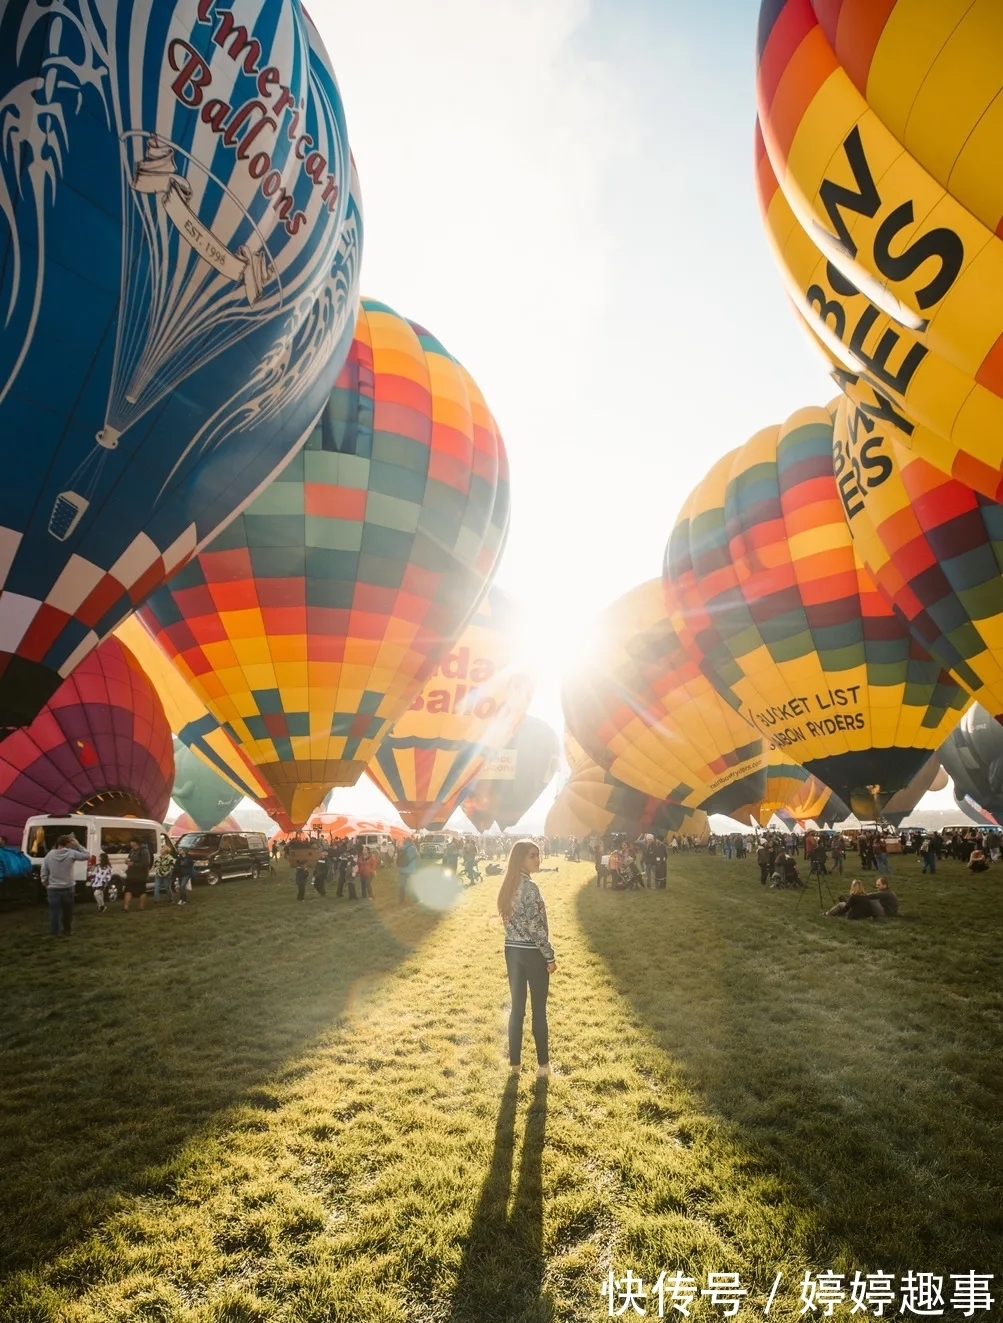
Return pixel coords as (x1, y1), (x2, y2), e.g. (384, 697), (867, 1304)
(497, 839), (539, 920)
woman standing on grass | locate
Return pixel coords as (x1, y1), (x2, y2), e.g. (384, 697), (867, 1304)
(498, 839), (555, 1079)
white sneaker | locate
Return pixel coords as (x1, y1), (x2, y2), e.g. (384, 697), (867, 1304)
(536, 1065), (551, 1078)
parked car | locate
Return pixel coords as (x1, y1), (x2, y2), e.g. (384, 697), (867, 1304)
(21, 815), (170, 898)
(355, 832), (394, 862)
(173, 830), (261, 885)
(242, 830), (272, 871)
(419, 832), (451, 859)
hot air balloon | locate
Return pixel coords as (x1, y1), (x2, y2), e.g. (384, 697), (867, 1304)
(115, 615), (287, 826)
(760, 748), (846, 828)
(831, 393), (1003, 724)
(367, 585), (533, 830)
(545, 759), (708, 844)
(562, 579), (768, 820)
(879, 753), (945, 830)
(0, 1), (363, 734)
(171, 739), (243, 833)
(138, 299), (510, 825)
(462, 715), (560, 832)
(169, 812), (244, 840)
(940, 703), (1003, 821)
(665, 405), (969, 820)
(0, 636), (173, 845)
(755, 1), (1003, 498)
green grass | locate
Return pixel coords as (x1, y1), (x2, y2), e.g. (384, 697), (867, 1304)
(1, 853), (1001, 1321)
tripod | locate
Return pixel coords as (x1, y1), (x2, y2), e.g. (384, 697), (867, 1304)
(796, 856), (836, 913)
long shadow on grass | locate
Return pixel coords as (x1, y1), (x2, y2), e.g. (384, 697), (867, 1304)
(576, 871), (1003, 1271)
(0, 876), (442, 1275)
(447, 1076), (552, 1323)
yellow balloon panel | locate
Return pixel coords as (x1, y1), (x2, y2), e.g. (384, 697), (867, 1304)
(115, 615), (273, 807)
(562, 580), (767, 818)
(756, 133), (1003, 500)
(756, 0), (1003, 500)
(761, 748), (843, 826)
(544, 759), (708, 843)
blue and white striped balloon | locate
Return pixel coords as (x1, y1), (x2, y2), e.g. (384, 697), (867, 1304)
(0, 0), (362, 731)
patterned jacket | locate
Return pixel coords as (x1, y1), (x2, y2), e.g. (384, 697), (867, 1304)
(504, 874), (554, 963)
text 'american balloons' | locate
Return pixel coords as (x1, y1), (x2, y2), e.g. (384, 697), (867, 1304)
(940, 703), (1003, 822)
(0, 636), (173, 845)
(832, 394), (1003, 724)
(139, 299), (510, 826)
(562, 579), (767, 820)
(462, 715), (560, 832)
(0, 0), (362, 732)
(545, 758), (708, 844)
(756, 1), (1003, 498)
(367, 585), (533, 831)
(665, 404), (969, 820)
(172, 738), (243, 833)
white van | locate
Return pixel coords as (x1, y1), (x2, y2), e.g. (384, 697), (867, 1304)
(355, 832), (393, 860)
(22, 816), (170, 895)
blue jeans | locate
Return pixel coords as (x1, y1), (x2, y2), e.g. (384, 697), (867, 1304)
(922, 854), (936, 873)
(48, 889), (74, 935)
(153, 873), (174, 902)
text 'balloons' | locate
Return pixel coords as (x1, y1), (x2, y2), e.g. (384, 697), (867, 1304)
(0, 0), (362, 731)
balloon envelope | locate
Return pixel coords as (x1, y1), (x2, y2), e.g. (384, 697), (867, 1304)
(756, 0), (1003, 498)
(367, 585), (532, 830)
(116, 615), (283, 820)
(0, 1), (361, 732)
(832, 394), (1003, 724)
(462, 715), (560, 831)
(170, 813), (243, 839)
(545, 758), (708, 843)
(562, 579), (768, 819)
(940, 704), (1003, 819)
(665, 405), (969, 819)
(138, 299), (510, 825)
(0, 636), (173, 844)
(171, 739), (243, 833)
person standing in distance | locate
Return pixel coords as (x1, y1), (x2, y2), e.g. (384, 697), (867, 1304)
(498, 839), (555, 1079)
(123, 836), (151, 911)
(41, 833), (90, 936)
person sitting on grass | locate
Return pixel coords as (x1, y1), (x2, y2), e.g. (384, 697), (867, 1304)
(826, 879), (883, 919)
(866, 876), (899, 916)
(967, 845), (989, 874)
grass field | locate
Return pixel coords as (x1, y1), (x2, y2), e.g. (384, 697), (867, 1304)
(1, 851), (1001, 1321)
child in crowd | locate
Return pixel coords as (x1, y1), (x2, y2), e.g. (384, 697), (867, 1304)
(88, 852), (113, 912)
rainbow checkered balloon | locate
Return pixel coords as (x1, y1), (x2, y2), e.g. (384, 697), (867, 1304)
(138, 299), (510, 826)
(665, 404), (968, 820)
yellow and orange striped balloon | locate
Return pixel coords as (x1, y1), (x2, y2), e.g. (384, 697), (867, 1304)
(562, 579), (768, 820)
(366, 585), (532, 830)
(757, 0), (1003, 498)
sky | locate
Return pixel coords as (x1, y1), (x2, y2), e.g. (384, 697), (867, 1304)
(235, 0), (956, 829)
